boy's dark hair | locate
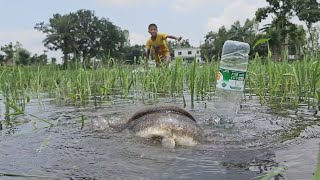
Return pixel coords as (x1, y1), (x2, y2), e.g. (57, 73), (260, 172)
(148, 23), (157, 29)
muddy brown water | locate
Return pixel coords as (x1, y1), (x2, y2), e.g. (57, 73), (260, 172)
(0, 95), (319, 180)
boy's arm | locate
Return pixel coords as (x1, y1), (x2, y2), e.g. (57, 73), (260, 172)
(166, 35), (182, 42)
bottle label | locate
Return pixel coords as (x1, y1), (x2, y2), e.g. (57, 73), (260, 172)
(216, 68), (246, 91)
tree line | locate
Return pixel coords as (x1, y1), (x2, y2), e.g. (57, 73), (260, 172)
(1, 0), (320, 66)
(202, 0), (320, 60)
(0, 42), (53, 66)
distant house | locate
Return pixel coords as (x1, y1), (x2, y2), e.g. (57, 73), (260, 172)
(173, 47), (203, 63)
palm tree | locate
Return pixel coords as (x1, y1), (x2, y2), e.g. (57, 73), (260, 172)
(35, 14), (77, 66)
(255, 0), (295, 57)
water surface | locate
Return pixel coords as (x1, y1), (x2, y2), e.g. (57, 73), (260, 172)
(0, 95), (319, 179)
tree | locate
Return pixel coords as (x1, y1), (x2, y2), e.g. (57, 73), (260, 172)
(123, 44), (145, 64)
(258, 22), (306, 59)
(0, 53), (4, 66)
(303, 25), (320, 54)
(72, 9), (99, 63)
(0, 42), (15, 65)
(0, 42), (50, 66)
(30, 54), (48, 65)
(70, 9), (125, 64)
(229, 19), (259, 43)
(16, 49), (31, 65)
(35, 9), (126, 67)
(288, 25), (306, 58)
(9, 42), (32, 66)
(51, 57), (57, 64)
(167, 39), (191, 57)
(201, 26), (229, 61)
(228, 19), (267, 57)
(98, 17), (126, 63)
(294, 0), (320, 54)
(35, 14), (76, 67)
(256, 0), (296, 56)
(123, 29), (130, 47)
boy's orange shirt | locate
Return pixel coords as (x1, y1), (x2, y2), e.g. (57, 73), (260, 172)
(146, 33), (169, 56)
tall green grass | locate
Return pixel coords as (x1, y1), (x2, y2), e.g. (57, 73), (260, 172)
(0, 55), (319, 117)
(248, 54), (320, 109)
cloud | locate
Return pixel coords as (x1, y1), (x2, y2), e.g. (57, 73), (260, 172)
(94, 0), (159, 6)
(0, 29), (147, 62)
(171, 0), (225, 12)
(205, 0), (268, 32)
(129, 32), (148, 45)
(171, 0), (207, 12)
(94, 0), (140, 6)
(0, 29), (62, 62)
(0, 29), (45, 53)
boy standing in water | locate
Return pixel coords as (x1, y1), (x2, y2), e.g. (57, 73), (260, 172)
(145, 23), (182, 67)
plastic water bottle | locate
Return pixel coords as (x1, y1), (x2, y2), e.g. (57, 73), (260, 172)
(214, 40), (250, 124)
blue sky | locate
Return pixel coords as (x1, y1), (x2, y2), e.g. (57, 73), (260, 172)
(0, 0), (291, 61)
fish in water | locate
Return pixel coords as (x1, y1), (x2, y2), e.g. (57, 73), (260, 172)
(108, 105), (205, 148)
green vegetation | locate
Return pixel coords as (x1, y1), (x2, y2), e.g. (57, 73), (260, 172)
(1, 54), (319, 112)
(248, 54), (320, 109)
(34, 9), (127, 67)
(0, 58), (216, 107)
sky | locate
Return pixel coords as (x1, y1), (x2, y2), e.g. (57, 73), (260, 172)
(0, 0), (308, 62)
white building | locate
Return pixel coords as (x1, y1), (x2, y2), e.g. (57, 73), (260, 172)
(173, 47), (203, 63)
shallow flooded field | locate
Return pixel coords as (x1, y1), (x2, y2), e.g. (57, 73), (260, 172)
(0, 94), (319, 180)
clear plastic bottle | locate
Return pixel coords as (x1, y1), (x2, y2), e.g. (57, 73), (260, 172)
(214, 40), (250, 124)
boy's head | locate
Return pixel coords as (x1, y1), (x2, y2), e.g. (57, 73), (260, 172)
(148, 23), (158, 37)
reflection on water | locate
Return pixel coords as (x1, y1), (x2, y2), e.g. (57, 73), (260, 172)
(0, 95), (319, 179)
